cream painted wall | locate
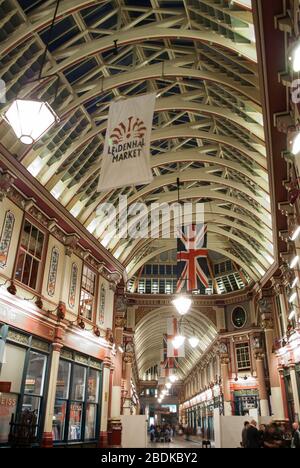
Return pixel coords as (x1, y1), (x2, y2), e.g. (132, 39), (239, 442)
(103, 281), (114, 330)
(0, 197), (23, 279)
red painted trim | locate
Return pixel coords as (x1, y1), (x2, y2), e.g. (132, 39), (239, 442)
(98, 431), (108, 448)
(41, 432), (54, 449)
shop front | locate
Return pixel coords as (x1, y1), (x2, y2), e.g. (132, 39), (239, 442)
(0, 324), (51, 446)
(52, 349), (103, 446)
(183, 387), (220, 442)
(230, 378), (260, 417)
(0, 321), (105, 448)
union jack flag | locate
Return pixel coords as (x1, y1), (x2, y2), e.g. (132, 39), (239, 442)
(177, 224), (209, 294)
(160, 334), (179, 378)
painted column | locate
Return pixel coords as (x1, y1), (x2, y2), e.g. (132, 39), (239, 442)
(123, 354), (133, 416)
(255, 352), (270, 417)
(263, 325), (285, 419)
(99, 359), (111, 448)
(221, 356), (232, 416)
(109, 351), (123, 448)
(278, 366), (290, 420)
(41, 342), (63, 448)
(259, 296), (285, 419)
(289, 364), (300, 422)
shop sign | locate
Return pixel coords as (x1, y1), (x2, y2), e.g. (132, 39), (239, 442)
(0, 393), (18, 444)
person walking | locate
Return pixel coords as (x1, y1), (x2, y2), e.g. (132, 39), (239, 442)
(291, 422), (300, 449)
(246, 420), (261, 449)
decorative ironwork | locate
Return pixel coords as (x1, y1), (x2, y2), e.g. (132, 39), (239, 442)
(47, 247), (59, 297)
(68, 263), (78, 309)
(0, 211), (15, 268)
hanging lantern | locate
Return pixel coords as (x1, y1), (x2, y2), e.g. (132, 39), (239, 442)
(3, 99), (59, 145)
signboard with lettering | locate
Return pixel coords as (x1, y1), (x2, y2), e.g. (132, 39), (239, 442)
(0, 393), (18, 443)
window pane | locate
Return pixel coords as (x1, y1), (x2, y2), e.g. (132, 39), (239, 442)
(68, 402), (83, 440)
(21, 221), (31, 250)
(36, 231), (44, 259)
(71, 365), (86, 401)
(15, 251), (25, 282)
(85, 404), (97, 440)
(29, 226), (38, 256)
(25, 352), (47, 396)
(29, 258), (39, 290)
(87, 369), (100, 403)
(53, 400), (67, 441)
(22, 254), (32, 286)
(56, 360), (71, 400)
(22, 395), (41, 430)
(80, 290), (93, 321)
(0, 343), (26, 393)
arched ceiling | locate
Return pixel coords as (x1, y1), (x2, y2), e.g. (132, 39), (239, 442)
(0, 0), (273, 376)
(135, 306), (217, 379)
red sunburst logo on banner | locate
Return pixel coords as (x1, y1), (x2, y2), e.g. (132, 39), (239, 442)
(110, 116), (147, 144)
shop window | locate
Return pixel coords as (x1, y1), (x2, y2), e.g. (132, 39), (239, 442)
(15, 220), (45, 290)
(0, 340), (48, 445)
(80, 265), (96, 321)
(22, 352), (47, 427)
(236, 343), (251, 371)
(0, 343), (26, 393)
(53, 360), (101, 443)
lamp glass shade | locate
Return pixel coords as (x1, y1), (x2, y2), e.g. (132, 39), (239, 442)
(292, 133), (300, 155)
(290, 255), (299, 269)
(166, 383), (172, 390)
(291, 226), (300, 241)
(169, 375), (177, 383)
(189, 336), (200, 349)
(3, 99), (59, 145)
(172, 296), (192, 316)
(172, 335), (186, 350)
(292, 44), (300, 72)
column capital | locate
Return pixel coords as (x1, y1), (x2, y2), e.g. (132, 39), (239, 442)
(255, 351), (265, 361)
(52, 342), (63, 353)
(103, 357), (112, 369)
(220, 356), (230, 366)
(261, 317), (274, 331)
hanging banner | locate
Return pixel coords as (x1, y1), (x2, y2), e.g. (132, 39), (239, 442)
(97, 93), (156, 192)
(177, 224), (209, 294)
(160, 334), (180, 378)
(167, 318), (185, 359)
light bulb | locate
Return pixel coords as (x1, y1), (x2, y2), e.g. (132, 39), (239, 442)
(172, 335), (186, 349)
(292, 133), (300, 156)
(189, 336), (200, 348)
(290, 255), (299, 269)
(289, 292), (297, 303)
(292, 43), (300, 72)
(166, 383), (172, 390)
(172, 295), (192, 316)
(289, 310), (296, 321)
(169, 375), (177, 383)
(291, 226), (300, 241)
